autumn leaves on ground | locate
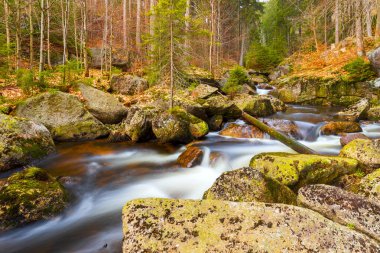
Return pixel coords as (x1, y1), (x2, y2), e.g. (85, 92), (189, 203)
(1, 0), (380, 252)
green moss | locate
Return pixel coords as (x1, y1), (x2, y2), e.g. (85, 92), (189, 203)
(250, 152), (358, 188)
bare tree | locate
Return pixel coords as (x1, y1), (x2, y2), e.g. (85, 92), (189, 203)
(39, 0), (45, 80)
(29, 0), (34, 70)
(136, 0), (141, 53)
(335, 0), (340, 45)
(355, 0), (365, 56)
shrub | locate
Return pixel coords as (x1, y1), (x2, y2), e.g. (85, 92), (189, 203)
(16, 69), (46, 95)
(222, 66), (248, 95)
(343, 58), (376, 82)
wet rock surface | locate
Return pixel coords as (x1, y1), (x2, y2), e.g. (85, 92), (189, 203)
(262, 119), (302, 139)
(219, 123), (264, 139)
(78, 84), (127, 124)
(358, 169), (380, 202)
(15, 92), (109, 141)
(250, 152), (358, 188)
(203, 167), (297, 205)
(0, 114), (55, 172)
(367, 106), (380, 121)
(320, 121), (362, 135)
(0, 167), (68, 232)
(336, 98), (370, 122)
(298, 184), (380, 242)
(122, 198), (380, 252)
(177, 146), (204, 168)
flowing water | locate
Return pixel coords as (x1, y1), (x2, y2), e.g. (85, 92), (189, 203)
(1, 105), (380, 253)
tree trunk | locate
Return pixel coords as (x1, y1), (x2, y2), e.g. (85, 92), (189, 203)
(4, 0), (10, 68)
(101, 0), (109, 74)
(136, 0), (141, 53)
(185, 0), (190, 49)
(15, 0), (21, 70)
(365, 0), (372, 37)
(335, 0), (340, 45)
(376, 0), (380, 39)
(209, 0), (215, 74)
(170, 0), (174, 109)
(47, 0), (52, 69)
(242, 112), (317, 155)
(356, 0), (365, 57)
(29, 0), (34, 70)
(83, 0), (89, 77)
(39, 0), (45, 80)
(123, 0), (127, 49)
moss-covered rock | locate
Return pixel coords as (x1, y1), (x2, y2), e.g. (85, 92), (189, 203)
(340, 139), (380, 170)
(15, 92), (109, 141)
(367, 106), (380, 121)
(191, 84), (218, 99)
(152, 108), (208, 144)
(262, 119), (302, 139)
(358, 169), (380, 202)
(208, 114), (224, 131)
(340, 133), (370, 147)
(78, 83), (128, 124)
(202, 94), (242, 119)
(219, 123), (264, 139)
(298, 184), (380, 242)
(0, 114), (55, 172)
(110, 74), (149, 95)
(336, 98), (370, 122)
(203, 167), (296, 204)
(233, 94), (275, 117)
(320, 121), (362, 135)
(250, 152), (358, 188)
(0, 167), (68, 232)
(122, 198), (380, 252)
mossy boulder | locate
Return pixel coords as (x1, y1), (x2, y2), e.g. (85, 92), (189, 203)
(233, 94), (275, 117)
(122, 198), (380, 252)
(336, 98), (370, 122)
(0, 114), (55, 172)
(152, 108), (209, 144)
(219, 123), (264, 139)
(110, 74), (149, 95)
(208, 114), (224, 131)
(320, 121), (362, 135)
(202, 95), (242, 119)
(177, 146), (204, 168)
(108, 106), (156, 142)
(0, 167), (68, 232)
(260, 95), (287, 112)
(340, 133), (370, 147)
(358, 169), (380, 202)
(78, 83), (128, 124)
(298, 184), (380, 242)
(250, 153), (358, 188)
(340, 139), (380, 170)
(367, 106), (380, 121)
(203, 167), (297, 205)
(263, 119), (302, 139)
(15, 92), (109, 141)
(191, 84), (218, 99)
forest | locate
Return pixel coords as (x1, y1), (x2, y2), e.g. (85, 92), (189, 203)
(1, 0), (380, 253)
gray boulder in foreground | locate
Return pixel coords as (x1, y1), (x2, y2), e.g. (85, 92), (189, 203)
(298, 184), (380, 242)
(122, 198), (380, 252)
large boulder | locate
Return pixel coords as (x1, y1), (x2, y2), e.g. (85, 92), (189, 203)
(177, 146), (204, 168)
(191, 84), (218, 99)
(78, 84), (127, 124)
(367, 106), (380, 121)
(203, 167), (297, 205)
(15, 92), (109, 141)
(110, 75), (149, 95)
(90, 48), (131, 70)
(260, 95), (287, 112)
(336, 98), (370, 122)
(108, 106), (156, 142)
(219, 123), (264, 139)
(320, 121), (362, 135)
(298, 184), (380, 242)
(152, 109), (209, 144)
(0, 114), (55, 171)
(0, 167), (68, 232)
(250, 153), (358, 188)
(358, 169), (380, 202)
(340, 139), (380, 169)
(368, 47), (380, 76)
(202, 95), (241, 119)
(233, 94), (275, 117)
(122, 198), (380, 252)
(340, 133), (370, 147)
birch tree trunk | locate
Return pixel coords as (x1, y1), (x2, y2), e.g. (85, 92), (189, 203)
(29, 0), (34, 70)
(335, 0), (340, 45)
(136, 0), (141, 53)
(365, 0), (372, 37)
(3, 0), (10, 68)
(123, 0), (127, 49)
(15, 0), (21, 70)
(170, 0), (174, 109)
(185, 0), (190, 49)
(47, 0), (52, 69)
(82, 0), (89, 77)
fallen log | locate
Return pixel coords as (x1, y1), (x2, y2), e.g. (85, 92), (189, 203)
(242, 112), (318, 155)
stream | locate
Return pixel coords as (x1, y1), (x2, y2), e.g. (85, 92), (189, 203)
(1, 105), (380, 253)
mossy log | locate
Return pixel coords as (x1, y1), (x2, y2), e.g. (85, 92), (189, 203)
(242, 112), (317, 155)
